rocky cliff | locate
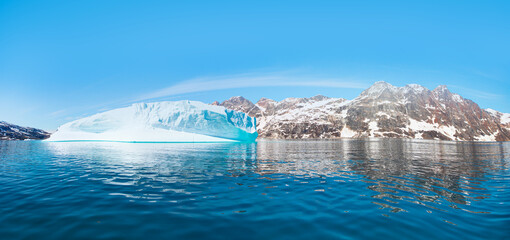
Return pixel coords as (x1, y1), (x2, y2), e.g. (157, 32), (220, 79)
(216, 82), (510, 141)
(0, 121), (50, 140)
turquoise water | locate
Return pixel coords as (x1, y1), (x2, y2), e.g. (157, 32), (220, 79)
(0, 139), (509, 239)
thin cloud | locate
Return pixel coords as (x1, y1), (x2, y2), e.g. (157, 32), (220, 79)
(135, 73), (369, 102)
(450, 85), (503, 100)
(48, 109), (67, 117)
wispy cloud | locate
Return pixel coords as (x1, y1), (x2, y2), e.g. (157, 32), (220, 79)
(48, 109), (67, 117)
(450, 85), (503, 100)
(135, 72), (370, 102)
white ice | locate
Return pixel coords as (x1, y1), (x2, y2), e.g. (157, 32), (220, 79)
(47, 100), (258, 142)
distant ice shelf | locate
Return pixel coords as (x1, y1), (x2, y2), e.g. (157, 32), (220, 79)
(46, 100), (258, 142)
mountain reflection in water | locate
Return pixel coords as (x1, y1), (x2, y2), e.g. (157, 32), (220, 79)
(256, 139), (509, 213)
(1, 139), (508, 239)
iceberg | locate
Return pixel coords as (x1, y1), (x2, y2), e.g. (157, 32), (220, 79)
(47, 100), (258, 142)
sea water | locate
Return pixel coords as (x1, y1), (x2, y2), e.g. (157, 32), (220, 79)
(0, 139), (509, 239)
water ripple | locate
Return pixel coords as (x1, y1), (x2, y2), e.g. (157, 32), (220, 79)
(0, 139), (509, 239)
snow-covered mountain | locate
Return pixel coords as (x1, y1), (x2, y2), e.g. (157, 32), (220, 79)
(217, 82), (510, 142)
(47, 100), (257, 142)
(0, 121), (50, 140)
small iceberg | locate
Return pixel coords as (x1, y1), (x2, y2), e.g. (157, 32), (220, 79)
(46, 100), (257, 142)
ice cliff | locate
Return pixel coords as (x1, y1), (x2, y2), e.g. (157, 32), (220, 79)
(47, 101), (258, 142)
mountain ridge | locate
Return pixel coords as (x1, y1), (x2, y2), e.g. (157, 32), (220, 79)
(0, 121), (50, 140)
(215, 82), (510, 141)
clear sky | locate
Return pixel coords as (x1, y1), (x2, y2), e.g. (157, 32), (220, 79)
(1, 0), (509, 131)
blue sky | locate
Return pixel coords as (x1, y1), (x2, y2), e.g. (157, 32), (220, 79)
(1, 0), (509, 130)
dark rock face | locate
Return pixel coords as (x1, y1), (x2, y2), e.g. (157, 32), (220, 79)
(220, 96), (261, 117)
(0, 121), (50, 140)
(216, 82), (510, 142)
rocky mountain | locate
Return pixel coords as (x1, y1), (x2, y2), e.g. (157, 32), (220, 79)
(215, 81), (510, 141)
(0, 121), (50, 140)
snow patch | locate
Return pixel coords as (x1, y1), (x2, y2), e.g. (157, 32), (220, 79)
(475, 131), (498, 141)
(502, 113), (510, 124)
(369, 121), (379, 136)
(407, 118), (458, 140)
(485, 108), (499, 115)
(341, 126), (356, 138)
(485, 109), (510, 125)
(452, 94), (463, 103)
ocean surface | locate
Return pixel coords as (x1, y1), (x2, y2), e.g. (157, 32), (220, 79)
(0, 139), (509, 239)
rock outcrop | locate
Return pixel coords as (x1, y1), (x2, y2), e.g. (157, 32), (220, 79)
(0, 121), (50, 140)
(217, 82), (510, 141)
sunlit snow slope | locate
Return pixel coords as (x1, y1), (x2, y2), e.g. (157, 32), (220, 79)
(47, 101), (257, 142)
